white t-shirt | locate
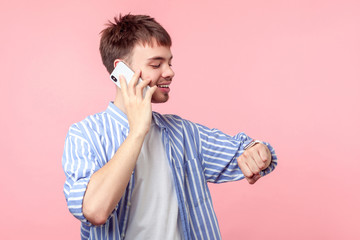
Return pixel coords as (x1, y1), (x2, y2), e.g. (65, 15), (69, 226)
(125, 122), (183, 239)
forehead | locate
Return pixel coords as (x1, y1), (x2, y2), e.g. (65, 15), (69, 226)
(130, 41), (173, 61)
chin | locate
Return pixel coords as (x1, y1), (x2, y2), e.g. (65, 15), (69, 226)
(151, 94), (169, 103)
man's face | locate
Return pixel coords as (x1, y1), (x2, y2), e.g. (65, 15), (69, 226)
(127, 41), (175, 103)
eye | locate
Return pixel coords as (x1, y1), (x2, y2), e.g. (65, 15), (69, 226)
(151, 64), (161, 69)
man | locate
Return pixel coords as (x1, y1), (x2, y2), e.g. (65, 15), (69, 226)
(62, 14), (277, 240)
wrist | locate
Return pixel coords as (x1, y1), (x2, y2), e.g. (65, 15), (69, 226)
(127, 128), (148, 141)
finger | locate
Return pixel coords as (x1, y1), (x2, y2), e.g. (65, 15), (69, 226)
(245, 176), (254, 184)
(119, 75), (129, 98)
(259, 144), (271, 163)
(246, 174), (261, 184)
(246, 159), (260, 174)
(128, 70), (141, 97)
(135, 79), (151, 100)
(144, 85), (158, 101)
(238, 158), (254, 178)
(245, 154), (261, 176)
(252, 149), (266, 170)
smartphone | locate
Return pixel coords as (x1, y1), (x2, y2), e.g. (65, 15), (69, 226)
(110, 61), (149, 96)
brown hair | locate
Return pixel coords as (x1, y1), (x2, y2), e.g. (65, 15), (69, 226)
(99, 14), (172, 73)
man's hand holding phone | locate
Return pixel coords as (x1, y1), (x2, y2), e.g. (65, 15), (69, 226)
(82, 64), (156, 224)
(110, 61), (150, 97)
(118, 68), (157, 138)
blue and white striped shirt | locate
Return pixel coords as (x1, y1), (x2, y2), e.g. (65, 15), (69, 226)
(62, 102), (277, 240)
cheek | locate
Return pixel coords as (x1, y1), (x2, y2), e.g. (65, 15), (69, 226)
(139, 74), (151, 84)
(141, 72), (160, 85)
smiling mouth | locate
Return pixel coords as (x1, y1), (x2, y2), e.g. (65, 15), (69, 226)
(157, 85), (170, 88)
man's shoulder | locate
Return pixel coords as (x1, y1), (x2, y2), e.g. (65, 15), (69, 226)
(67, 110), (110, 137)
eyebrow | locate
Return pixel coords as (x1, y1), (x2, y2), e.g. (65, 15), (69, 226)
(147, 55), (173, 61)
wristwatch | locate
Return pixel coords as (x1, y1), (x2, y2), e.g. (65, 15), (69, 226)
(244, 140), (261, 150)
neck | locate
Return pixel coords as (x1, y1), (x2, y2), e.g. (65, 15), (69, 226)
(113, 88), (127, 114)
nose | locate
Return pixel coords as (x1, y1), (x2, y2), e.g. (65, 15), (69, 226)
(162, 64), (175, 80)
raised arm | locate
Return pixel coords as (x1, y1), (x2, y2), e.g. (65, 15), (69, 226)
(82, 71), (157, 225)
(181, 120), (277, 184)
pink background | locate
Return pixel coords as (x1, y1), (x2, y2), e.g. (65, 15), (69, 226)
(1, 0), (359, 239)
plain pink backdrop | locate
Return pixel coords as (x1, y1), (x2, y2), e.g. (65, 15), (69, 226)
(1, 0), (359, 239)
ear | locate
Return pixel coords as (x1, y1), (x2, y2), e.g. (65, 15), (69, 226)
(113, 59), (123, 68)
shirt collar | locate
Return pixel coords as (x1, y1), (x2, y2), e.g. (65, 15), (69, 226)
(152, 111), (166, 129)
(105, 101), (129, 129)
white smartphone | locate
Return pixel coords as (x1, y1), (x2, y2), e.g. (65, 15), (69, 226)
(110, 61), (149, 95)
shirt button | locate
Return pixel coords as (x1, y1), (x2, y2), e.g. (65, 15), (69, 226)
(127, 202), (131, 206)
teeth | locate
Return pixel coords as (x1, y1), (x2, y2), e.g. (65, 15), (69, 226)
(158, 85), (169, 88)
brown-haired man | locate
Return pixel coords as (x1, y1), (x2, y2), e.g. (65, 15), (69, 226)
(62, 14), (277, 240)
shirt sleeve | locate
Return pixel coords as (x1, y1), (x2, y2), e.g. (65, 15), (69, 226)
(185, 120), (277, 183)
(62, 124), (99, 225)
